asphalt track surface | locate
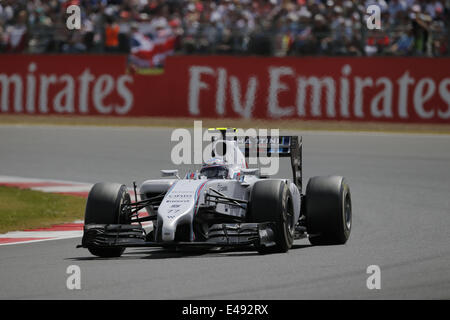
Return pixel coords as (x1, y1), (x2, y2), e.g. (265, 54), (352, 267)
(0, 124), (449, 299)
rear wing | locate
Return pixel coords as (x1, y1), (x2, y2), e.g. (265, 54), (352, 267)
(207, 128), (303, 193)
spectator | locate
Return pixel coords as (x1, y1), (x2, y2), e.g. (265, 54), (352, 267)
(388, 27), (414, 55)
(117, 10), (131, 53)
(104, 15), (120, 52)
(410, 4), (432, 56)
(4, 10), (28, 53)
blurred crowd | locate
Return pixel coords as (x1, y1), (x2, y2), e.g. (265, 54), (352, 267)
(0, 0), (449, 59)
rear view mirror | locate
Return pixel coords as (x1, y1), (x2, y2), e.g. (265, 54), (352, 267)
(241, 168), (259, 175)
(161, 170), (179, 178)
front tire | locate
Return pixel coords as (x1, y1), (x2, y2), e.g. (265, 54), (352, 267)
(84, 182), (131, 257)
(305, 176), (352, 245)
(249, 180), (295, 253)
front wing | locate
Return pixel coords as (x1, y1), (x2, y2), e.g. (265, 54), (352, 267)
(78, 222), (277, 249)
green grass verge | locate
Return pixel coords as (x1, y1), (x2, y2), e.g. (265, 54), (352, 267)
(0, 186), (86, 234)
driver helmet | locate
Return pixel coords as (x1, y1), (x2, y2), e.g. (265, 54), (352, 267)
(200, 158), (229, 179)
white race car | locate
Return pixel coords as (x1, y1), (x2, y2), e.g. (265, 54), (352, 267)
(78, 128), (352, 257)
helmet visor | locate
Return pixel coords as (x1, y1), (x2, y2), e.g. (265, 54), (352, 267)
(200, 166), (228, 179)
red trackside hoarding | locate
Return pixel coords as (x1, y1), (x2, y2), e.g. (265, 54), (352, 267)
(0, 55), (449, 123)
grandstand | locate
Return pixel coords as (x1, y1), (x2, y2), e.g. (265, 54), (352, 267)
(0, 0), (448, 63)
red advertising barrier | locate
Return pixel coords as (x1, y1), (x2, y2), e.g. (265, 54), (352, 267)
(1, 55), (449, 123)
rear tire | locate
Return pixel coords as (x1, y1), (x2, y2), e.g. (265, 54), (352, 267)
(249, 180), (295, 253)
(84, 183), (131, 257)
(305, 176), (352, 245)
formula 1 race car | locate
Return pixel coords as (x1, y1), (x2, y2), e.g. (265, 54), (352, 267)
(78, 128), (352, 257)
